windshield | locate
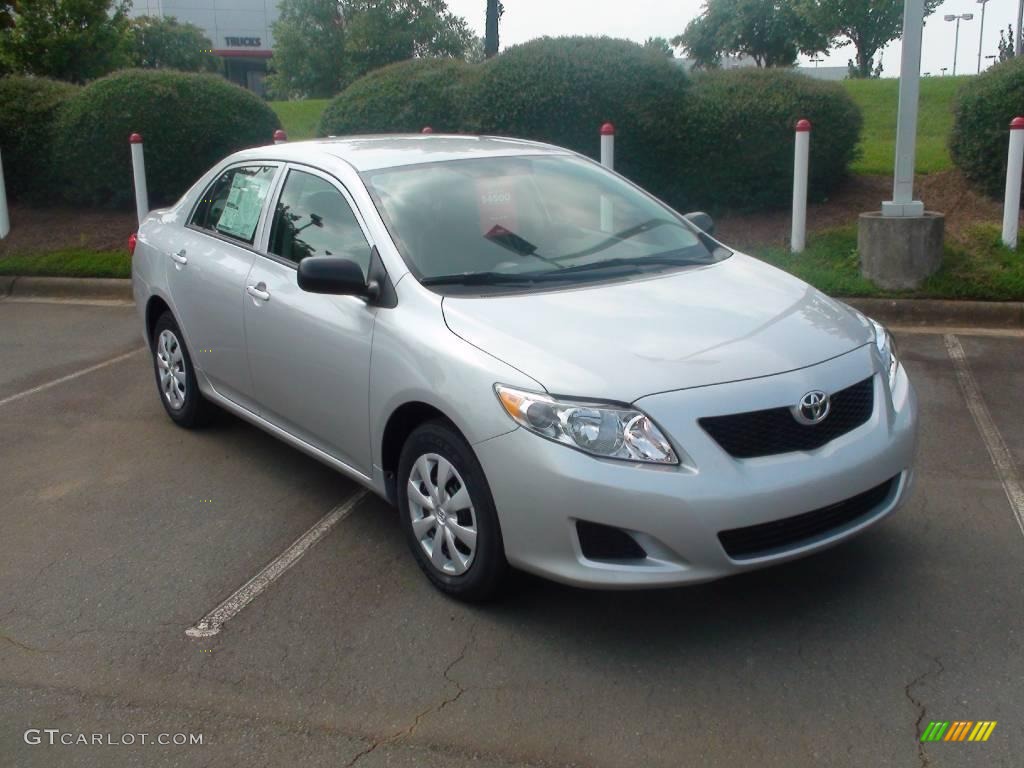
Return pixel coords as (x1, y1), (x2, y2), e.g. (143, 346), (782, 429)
(363, 155), (729, 292)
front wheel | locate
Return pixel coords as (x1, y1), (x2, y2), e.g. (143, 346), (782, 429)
(398, 420), (508, 601)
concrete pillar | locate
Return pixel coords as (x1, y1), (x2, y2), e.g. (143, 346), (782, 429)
(858, 212), (945, 290)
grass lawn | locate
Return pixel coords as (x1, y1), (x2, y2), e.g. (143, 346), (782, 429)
(842, 76), (966, 176)
(755, 224), (1024, 301)
(269, 99), (330, 140)
(271, 77), (963, 175)
(0, 249), (130, 279)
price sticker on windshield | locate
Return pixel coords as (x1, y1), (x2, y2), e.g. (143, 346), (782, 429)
(476, 178), (519, 235)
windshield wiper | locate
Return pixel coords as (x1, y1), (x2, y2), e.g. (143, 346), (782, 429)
(420, 271), (547, 287)
(420, 253), (706, 288)
(536, 253), (708, 277)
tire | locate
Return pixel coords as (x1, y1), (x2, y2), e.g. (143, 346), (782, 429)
(398, 420), (508, 601)
(151, 311), (215, 428)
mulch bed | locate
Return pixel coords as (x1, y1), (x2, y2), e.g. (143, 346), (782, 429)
(0, 204), (137, 256)
(715, 170), (1009, 251)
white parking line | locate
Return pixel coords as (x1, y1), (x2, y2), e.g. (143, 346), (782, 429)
(944, 334), (1024, 537)
(186, 490), (369, 638)
(0, 348), (145, 408)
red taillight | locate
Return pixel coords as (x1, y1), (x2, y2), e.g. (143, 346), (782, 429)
(128, 232), (137, 256)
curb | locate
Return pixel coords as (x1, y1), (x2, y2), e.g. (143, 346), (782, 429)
(0, 276), (133, 302)
(844, 297), (1024, 329)
(0, 276), (1022, 329)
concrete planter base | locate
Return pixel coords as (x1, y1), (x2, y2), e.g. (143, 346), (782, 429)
(858, 211), (945, 290)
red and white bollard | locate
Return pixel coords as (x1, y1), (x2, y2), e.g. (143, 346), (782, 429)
(791, 119), (811, 253)
(1001, 116), (1024, 249)
(600, 122), (615, 170)
(129, 133), (149, 227)
(600, 122), (616, 232)
(422, 126), (434, 134)
(0, 147), (9, 239)
(273, 129), (288, 144)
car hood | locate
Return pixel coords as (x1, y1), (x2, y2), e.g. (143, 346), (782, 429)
(441, 253), (873, 403)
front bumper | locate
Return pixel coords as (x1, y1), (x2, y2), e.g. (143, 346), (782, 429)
(474, 345), (918, 588)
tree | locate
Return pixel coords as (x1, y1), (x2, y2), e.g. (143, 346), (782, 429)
(343, 0), (474, 75)
(268, 0), (473, 99)
(673, 0), (827, 69)
(999, 25), (1015, 62)
(465, 35), (486, 63)
(0, 0), (132, 82)
(267, 0), (347, 99)
(129, 15), (218, 72)
(643, 36), (675, 57)
(484, 0), (503, 58)
(798, 0), (942, 78)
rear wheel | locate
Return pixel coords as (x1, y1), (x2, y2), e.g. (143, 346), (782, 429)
(151, 311), (215, 428)
(398, 420), (508, 601)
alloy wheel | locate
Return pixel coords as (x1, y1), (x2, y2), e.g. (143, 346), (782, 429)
(155, 329), (187, 410)
(407, 452), (478, 575)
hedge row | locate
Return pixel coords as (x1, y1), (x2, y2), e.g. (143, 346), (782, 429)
(1, 70), (281, 208)
(319, 37), (863, 211)
(0, 76), (79, 203)
(950, 56), (1024, 201)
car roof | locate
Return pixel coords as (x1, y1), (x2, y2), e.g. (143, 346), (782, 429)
(230, 134), (572, 173)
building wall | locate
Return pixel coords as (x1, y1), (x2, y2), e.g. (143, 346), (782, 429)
(130, 0), (278, 51)
(130, 0), (278, 94)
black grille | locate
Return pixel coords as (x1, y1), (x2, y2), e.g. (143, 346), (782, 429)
(576, 520), (647, 561)
(699, 377), (874, 459)
(718, 476), (897, 560)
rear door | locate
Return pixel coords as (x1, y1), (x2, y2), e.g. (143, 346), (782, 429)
(167, 163), (280, 411)
(242, 165), (377, 476)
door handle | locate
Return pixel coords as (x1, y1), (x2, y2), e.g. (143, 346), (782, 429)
(170, 249), (188, 265)
(246, 283), (271, 302)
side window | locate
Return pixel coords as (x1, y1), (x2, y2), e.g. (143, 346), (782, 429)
(267, 170), (371, 275)
(190, 165), (277, 244)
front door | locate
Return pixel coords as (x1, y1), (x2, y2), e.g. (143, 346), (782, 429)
(243, 166), (377, 475)
(166, 163), (279, 410)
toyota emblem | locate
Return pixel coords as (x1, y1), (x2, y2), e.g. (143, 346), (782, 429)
(793, 390), (830, 425)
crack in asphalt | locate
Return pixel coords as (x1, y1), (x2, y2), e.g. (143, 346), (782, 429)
(344, 621), (477, 768)
(905, 656), (944, 768)
(0, 632), (55, 654)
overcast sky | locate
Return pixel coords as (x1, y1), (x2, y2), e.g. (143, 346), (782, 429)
(446, 0), (1020, 77)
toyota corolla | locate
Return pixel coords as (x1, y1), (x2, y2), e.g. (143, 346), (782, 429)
(131, 135), (918, 600)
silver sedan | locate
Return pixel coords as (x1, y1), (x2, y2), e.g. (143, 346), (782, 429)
(131, 136), (918, 600)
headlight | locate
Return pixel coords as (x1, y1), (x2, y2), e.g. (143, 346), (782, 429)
(868, 318), (899, 388)
(494, 385), (679, 465)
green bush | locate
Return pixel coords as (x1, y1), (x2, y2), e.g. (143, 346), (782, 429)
(950, 57), (1024, 199)
(53, 69), (281, 207)
(467, 37), (691, 208)
(0, 76), (79, 203)
(318, 58), (477, 136)
(681, 69), (863, 211)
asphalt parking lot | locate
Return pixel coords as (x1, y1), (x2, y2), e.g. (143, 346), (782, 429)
(1, 297), (1022, 768)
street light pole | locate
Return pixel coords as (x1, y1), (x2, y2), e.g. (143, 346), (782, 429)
(1017, 0), (1023, 55)
(977, 0), (989, 74)
(886, 0), (927, 216)
(860, 0), (944, 290)
(944, 13), (974, 76)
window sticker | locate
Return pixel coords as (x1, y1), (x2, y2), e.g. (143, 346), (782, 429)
(216, 172), (271, 241)
(476, 177), (519, 235)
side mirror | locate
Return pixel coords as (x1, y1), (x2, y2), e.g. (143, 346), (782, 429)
(684, 211), (715, 235)
(297, 257), (378, 300)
